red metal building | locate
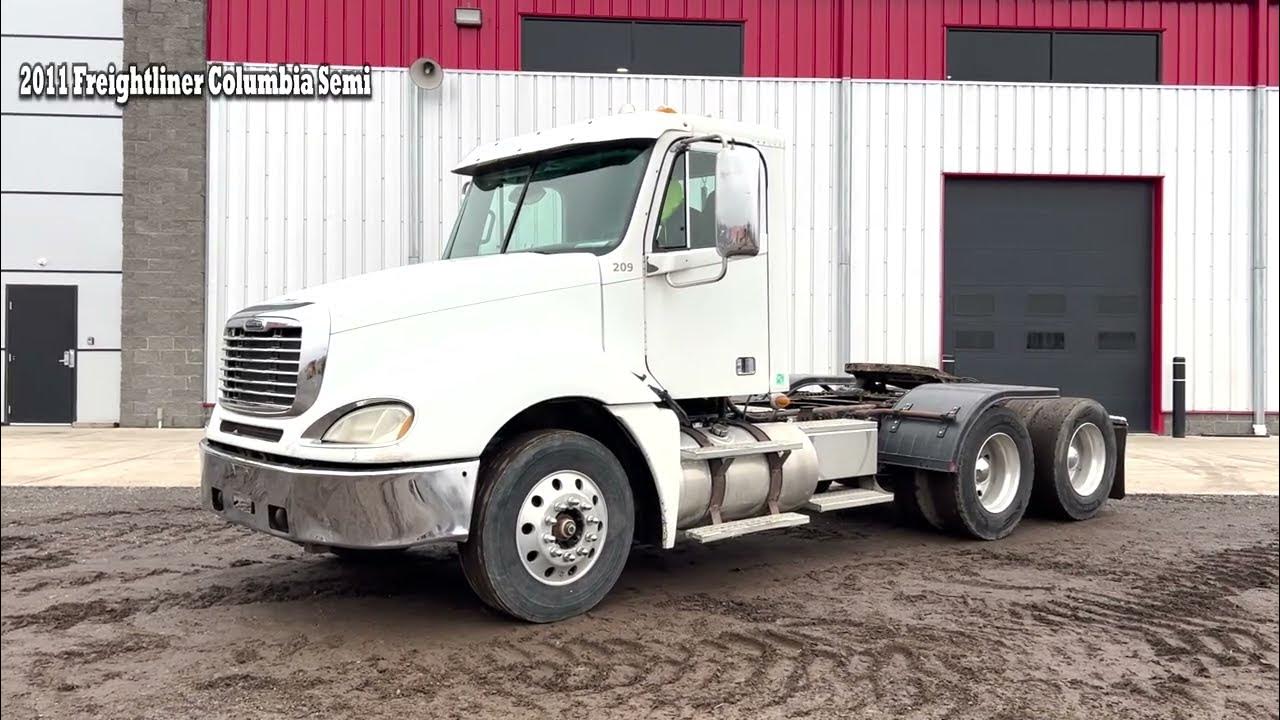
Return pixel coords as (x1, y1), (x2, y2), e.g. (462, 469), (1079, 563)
(207, 0), (1279, 85)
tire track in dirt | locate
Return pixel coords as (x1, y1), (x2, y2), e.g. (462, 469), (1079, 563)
(1015, 540), (1279, 668)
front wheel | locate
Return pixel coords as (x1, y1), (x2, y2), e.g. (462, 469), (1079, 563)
(460, 430), (634, 622)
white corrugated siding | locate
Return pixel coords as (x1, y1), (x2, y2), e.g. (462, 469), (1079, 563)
(844, 82), (1275, 415)
(205, 69), (411, 400)
(206, 68), (1278, 414)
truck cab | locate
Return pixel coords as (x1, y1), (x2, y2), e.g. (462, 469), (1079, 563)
(202, 111), (1126, 622)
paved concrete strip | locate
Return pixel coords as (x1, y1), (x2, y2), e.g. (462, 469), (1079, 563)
(1, 427), (202, 487)
(1, 427), (1276, 494)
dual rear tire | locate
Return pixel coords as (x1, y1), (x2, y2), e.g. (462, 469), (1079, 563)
(892, 399), (1116, 540)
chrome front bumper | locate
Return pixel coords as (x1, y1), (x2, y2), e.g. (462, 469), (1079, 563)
(200, 440), (479, 549)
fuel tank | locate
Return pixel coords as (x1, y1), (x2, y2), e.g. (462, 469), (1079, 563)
(676, 422), (820, 529)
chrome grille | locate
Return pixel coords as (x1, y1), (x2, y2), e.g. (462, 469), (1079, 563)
(219, 324), (303, 414)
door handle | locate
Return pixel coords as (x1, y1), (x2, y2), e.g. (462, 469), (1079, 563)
(59, 349), (76, 369)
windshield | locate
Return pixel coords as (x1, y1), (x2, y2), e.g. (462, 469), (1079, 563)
(445, 141), (653, 259)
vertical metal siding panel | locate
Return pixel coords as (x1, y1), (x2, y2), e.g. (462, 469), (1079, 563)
(205, 98), (226, 402)
(1267, 89), (1279, 410)
(265, 0), (287, 62)
(263, 98), (286, 299)
(246, 0), (268, 61)
(302, 100), (326, 286)
(283, 102), (306, 294)
(208, 0), (230, 61)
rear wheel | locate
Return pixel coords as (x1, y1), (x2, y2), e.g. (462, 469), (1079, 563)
(886, 469), (945, 530)
(1021, 398), (1117, 520)
(925, 407), (1034, 540)
(460, 430), (634, 622)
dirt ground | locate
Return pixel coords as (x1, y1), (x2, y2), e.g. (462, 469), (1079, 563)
(1, 488), (1276, 720)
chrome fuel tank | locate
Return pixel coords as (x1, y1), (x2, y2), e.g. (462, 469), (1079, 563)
(676, 422), (820, 529)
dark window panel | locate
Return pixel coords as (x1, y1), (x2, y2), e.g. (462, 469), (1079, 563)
(1027, 293), (1067, 315)
(1026, 331), (1066, 351)
(522, 19), (631, 74)
(631, 22), (743, 77)
(522, 19), (743, 77)
(1098, 331), (1138, 351)
(1097, 294), (1141, 315)
(956, 330), (995, 350)
(946, 29), (1051, 82)
(951, 294), (996, 316)
(1052, 32), (1160, 85)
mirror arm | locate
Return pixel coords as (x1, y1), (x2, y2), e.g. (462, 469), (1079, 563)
(665, 256), (728, 289)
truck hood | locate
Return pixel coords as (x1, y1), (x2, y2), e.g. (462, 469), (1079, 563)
(271, 253), (602, 333)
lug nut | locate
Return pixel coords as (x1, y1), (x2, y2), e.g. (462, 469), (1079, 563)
(567, 498), (581, 508)
(542, 533), (556, 544)
(564, 553), (577, 562)
(586, 534), (599, 543)
(587, 515), (601, 525)
(550, 548), (562, 557)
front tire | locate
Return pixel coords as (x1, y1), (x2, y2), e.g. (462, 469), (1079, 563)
(460, 430), (634, 622)
(925, 407), (1034, 540)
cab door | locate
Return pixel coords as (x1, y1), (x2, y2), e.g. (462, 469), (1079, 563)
(643, 142), (770, 399)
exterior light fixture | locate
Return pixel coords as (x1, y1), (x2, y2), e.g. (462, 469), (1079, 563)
(454, 7), (482, 27)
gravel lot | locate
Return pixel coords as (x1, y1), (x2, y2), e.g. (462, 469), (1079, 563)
(1, 488), (1276, 720)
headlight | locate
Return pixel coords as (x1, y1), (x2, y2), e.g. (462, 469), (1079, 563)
(321, 403), (413, 444)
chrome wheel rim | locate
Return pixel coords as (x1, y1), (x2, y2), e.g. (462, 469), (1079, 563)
(1067, 422), (1107, 496)
(516, 470), (607, 586)
(974, 432), (1020, 514)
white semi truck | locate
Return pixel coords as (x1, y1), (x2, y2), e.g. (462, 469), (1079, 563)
(202, 110), (1127, 622)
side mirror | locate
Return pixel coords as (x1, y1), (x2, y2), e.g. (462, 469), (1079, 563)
(714, 145), (761, 259)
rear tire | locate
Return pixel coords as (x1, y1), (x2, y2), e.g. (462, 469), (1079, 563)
(926, 407), (1034, 540)
(1020, 398), (1117, 520)
(460, 430), (634, 623)
(888, 470), (945, 530)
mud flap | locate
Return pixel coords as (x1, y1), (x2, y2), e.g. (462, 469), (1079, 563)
(877, 383), (1059, 474)
(1109, 416), (1128, 500)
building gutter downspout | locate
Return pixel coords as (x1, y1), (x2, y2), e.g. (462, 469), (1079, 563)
(1249, 0), (1271, 436)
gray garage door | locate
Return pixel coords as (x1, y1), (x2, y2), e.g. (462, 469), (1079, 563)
(944, 178), (1153, 430)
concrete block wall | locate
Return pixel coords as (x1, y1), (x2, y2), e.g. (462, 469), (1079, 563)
(120, 0), (207, 427)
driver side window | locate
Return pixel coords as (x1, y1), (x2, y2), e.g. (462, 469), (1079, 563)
(653, 150), (717, 252)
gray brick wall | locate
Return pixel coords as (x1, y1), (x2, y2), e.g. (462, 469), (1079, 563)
(1160, 413), (1279, 436)
(119, 0), (207, 427)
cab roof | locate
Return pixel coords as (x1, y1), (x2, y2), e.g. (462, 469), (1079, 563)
(452, 111), (786, 175)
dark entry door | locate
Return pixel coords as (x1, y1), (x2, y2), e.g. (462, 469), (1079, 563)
(943, 178), (1153, 430)
(6, 285), (77, 423)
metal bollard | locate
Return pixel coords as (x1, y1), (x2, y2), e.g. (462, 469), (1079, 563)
(1172, 356), (1186, 438)
(941, 354), (956, 375)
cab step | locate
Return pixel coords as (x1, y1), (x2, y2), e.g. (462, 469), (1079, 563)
(803, 487), (895, 513)
(680, 512), (809, 544)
